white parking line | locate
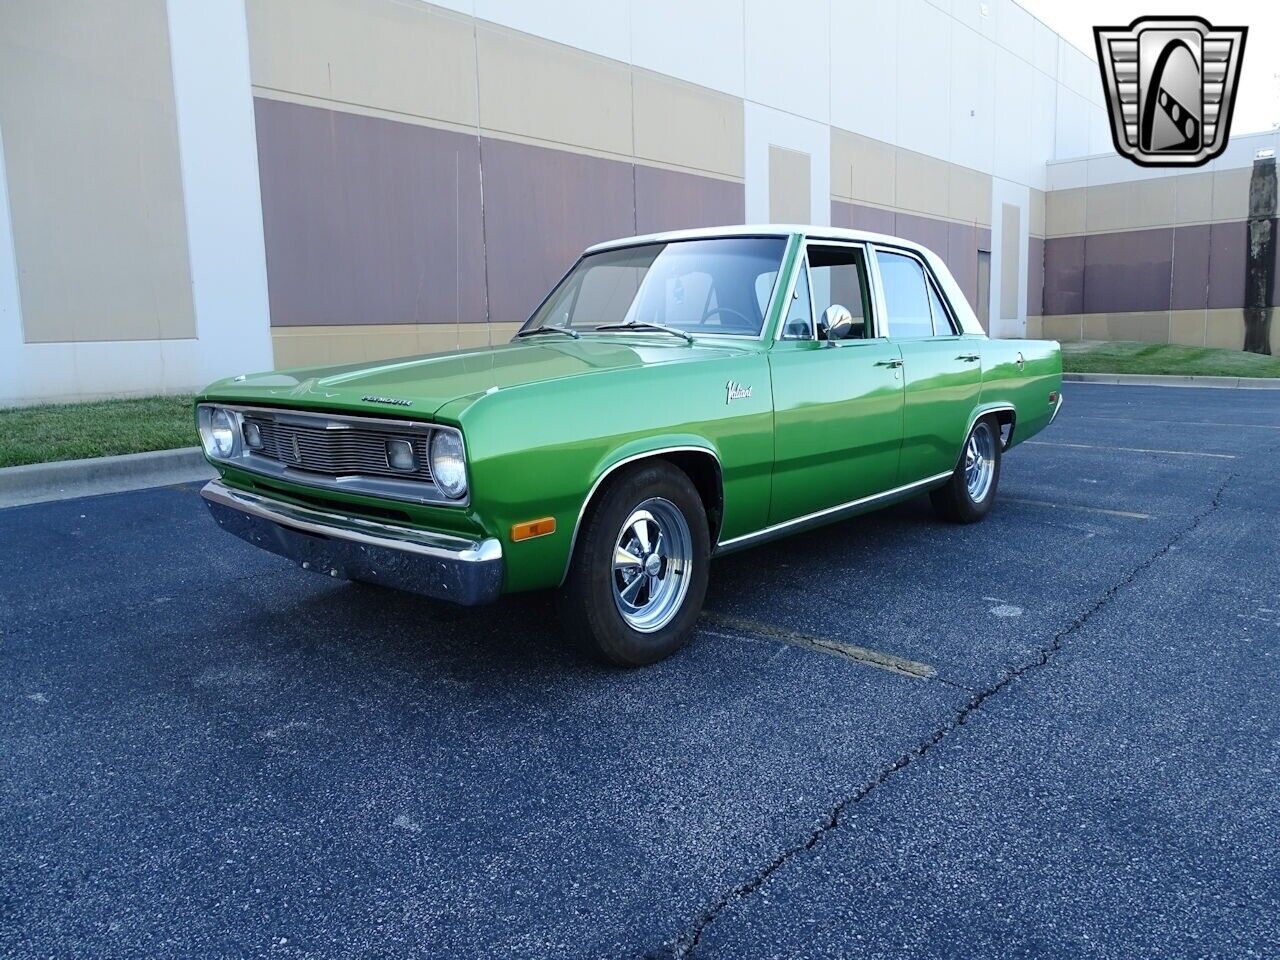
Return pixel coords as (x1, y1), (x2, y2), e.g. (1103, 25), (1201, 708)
(1004, 497), (1152, 520)
(1026, 441), (1237, 460)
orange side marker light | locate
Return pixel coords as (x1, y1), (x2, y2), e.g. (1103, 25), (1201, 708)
(511, 517), (556, 542)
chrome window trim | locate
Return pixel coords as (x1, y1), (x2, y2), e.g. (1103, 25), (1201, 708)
(776, 238), (881, 342)
(715, 470), (954, 554)
(197, 403), (469, 508)
(870, 244), (964, 340)
(558, 445), (723, 585)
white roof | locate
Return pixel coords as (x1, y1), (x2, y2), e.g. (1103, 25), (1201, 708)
(585, 224), (932, 256)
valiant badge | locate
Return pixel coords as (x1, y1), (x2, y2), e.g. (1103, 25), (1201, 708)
(725, 380), (752, 404)
(1094, 16), (1246, 168)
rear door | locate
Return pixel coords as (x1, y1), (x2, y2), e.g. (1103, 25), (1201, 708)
(768, 241), (906, 525)
(872, 247), (982, 485)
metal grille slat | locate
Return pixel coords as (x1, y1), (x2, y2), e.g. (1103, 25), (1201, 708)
(246, 417), (434, 482)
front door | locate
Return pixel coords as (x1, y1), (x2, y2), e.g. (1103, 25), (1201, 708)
(768, 244), (906, 525)
(873, 248), (983, 485)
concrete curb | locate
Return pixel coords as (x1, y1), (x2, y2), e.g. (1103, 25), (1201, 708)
(1064, 372), (1280, 390)
(0, 447), (215, 508)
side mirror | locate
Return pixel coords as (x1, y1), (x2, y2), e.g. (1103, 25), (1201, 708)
(818, 304), (854, 342)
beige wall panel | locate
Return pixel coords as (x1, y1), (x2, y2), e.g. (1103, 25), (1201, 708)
(1085, 182), (1138, 233)
(1173, 172), (1213, 224)
(1046, 187), (1086, 237)
(1169, 309), (1207, 346)
(0, 0), (195, 343)
(273, 322), (528, 367)
(999, 203), (1021, 321)
(476, 23), (632, 156)
(246, 0), (477, 126)
(1133, 177), (1176, 229)
(896, 149), (951, 219)
(1205, 308), (1246, 350)
(1210, 167), (1251, 222)
(1083, 311), (1170, 343)
(831, 129), (895, 207)
(633, 69), (742, 178)
(769, 146), (810, 224)
(950, 166), (992, 226)
(1027, 187), (1046, 237)
(1041, 315), (1083, 341)
(1025, 315), (1042, 339)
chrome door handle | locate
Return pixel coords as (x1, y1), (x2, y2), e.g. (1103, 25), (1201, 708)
(874, 358), (904, 368)
(956, 353), (980, 362)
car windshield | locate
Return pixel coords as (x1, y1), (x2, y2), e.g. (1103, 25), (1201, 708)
(522, 237), (788, 339)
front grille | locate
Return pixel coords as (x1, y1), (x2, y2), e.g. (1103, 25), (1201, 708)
(244, 416), (434, 483)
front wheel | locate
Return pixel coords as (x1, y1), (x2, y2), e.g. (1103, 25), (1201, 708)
(558, 461), (710, 666)
(930, 415), (1002, 523)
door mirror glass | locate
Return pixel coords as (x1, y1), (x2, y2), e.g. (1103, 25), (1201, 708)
(818, 304), (854, 341)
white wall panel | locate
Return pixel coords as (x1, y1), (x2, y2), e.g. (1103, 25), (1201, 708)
(167, 0), (274, 386)
(631, 0), (743, 97)
(948, 21), (994, 174)
(744, 0), (829, 122)
(1054, 87), (1092, 161)
(1030, 18), (1058, 77)
(995, 0), (1033, 58)
(831, 0), (896, 143)
(744, 102), (830, 225)
(895, 0), (951, 159)
(992, 48), (1034, 184)
(989, 176), (1029, 337)
(474, 0), (631, 64)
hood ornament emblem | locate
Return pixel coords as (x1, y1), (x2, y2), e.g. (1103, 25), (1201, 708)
(361, 396), (413, 407)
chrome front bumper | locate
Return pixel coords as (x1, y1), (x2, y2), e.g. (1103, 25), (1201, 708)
(200, 479), (503, 605)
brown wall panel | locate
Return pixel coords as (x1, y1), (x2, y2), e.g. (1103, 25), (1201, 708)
(947, 222), (979, 312)
(1207, 221), (1247, 311)
(481, 137), (636, 325)
(634, 165), (744, 235)
(1082, 228), (1172, 315)
(1026, 236), (1044, 317)
(1170, 225), (1210, 311)
(1043, 236), (1085, 316)
(255, 98), (487, 328)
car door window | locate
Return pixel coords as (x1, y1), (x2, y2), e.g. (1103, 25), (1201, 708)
(781, 261), (814, 339)
(807, 245), (873, 340)
(876, 251), (933, 339)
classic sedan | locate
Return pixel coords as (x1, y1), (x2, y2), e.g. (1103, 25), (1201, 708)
(196, 226), (1062, 666)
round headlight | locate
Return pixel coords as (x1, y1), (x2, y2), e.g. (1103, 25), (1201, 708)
(209, 407), (238, 459)
(429, 431), (467, 500)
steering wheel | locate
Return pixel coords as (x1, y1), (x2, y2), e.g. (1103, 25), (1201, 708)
(699, 306), (754, 330)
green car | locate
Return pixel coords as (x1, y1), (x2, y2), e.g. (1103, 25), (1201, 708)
(197, 226), (1062, 666)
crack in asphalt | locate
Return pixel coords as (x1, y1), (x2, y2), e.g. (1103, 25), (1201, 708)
(646, 469), (1238, 960)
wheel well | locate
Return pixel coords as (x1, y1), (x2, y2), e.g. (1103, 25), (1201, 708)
(992, 408), (1016, 448)
(659, 450), (724, 543)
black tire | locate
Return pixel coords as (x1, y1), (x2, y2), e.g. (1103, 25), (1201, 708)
(930, 415), (1003, 523)
(558, 460), (710, 667)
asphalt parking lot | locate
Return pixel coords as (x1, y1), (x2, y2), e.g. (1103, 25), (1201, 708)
(2, 383), (1278, 959)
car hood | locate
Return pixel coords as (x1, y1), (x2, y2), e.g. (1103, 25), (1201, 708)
(202, 336), (754, 417)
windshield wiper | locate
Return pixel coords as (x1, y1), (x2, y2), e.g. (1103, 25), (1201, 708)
(592, 321), (694, 343)
(515, 324), (580, 340)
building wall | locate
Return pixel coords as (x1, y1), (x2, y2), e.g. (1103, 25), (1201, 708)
(0, 0), (273, 405)
(1038, 131), (1280, 354)
(13, 0), (1202, 406)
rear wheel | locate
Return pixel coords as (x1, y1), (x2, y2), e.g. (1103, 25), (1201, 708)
(558, 461), (710, 666)
(930, 415), (1002, 523)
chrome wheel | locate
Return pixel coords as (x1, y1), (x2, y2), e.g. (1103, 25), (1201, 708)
(611, 498), (692, 633)
(964, 421), (996, 503)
